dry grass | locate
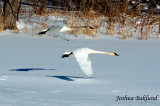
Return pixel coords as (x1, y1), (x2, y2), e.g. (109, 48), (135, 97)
(16, 0), (159, 40)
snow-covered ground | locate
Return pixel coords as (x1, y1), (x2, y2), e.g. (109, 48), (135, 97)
(0, 31), (160, 106)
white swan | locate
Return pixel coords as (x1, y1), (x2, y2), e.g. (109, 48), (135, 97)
(62, 48), (119, 77)
(39, 25), (73, 41)
(39, 25), (94, 41)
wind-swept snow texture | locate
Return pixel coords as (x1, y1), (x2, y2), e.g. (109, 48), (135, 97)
(0, 33), (160, 106)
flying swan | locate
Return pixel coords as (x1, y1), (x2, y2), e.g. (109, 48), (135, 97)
(39, 25), (93, 41)
(62, 48), (119, 77)
(39, 25), (73, 41)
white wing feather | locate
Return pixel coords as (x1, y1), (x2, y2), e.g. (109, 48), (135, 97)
(60, 26), (73, 32)
(73, 48), (93, 77)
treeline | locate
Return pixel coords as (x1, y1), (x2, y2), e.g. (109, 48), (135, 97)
(0, 0), (159, 40)
(57, 0), (160, 10)
(21, 0), (160, 14)
(0, 0), (159, 30)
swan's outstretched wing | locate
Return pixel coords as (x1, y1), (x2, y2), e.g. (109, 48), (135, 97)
(73, 48), (93, 77)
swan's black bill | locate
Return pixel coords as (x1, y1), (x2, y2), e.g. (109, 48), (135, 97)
(61, 54), (69, 58)
(39, 31), (47, 34)
(114, 53), (119, 56)
(38, 29), (49, 34)
(61, 52), (73, 58)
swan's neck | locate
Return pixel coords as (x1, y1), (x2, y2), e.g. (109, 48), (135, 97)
(87, 49), (114, 56)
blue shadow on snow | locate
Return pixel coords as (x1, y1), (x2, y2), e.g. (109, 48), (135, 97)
(9, 68), (56, 71)
(46, 76), (95, 81)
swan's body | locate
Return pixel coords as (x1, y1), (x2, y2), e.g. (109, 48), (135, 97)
(62, 48), (119, 77)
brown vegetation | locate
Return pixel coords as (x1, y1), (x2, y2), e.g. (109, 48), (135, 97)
(0, 0), (159, 39)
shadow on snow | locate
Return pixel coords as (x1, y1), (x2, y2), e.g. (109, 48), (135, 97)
(9, 68), (56, 71)
(46, 76), (95, 81)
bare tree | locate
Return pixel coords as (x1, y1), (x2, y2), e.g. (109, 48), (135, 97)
(0, 0), (18, 30)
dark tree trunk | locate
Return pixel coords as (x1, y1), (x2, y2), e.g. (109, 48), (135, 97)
(149, 0), (157, 9)
(0, 5), (4, 32)
(17, 0), (22, 21)
(3, 0), (18, 30)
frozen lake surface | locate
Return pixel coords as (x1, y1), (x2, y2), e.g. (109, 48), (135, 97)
(0, 33), (160, 106)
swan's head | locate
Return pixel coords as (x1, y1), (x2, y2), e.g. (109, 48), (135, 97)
(111, 52), (119, 56)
